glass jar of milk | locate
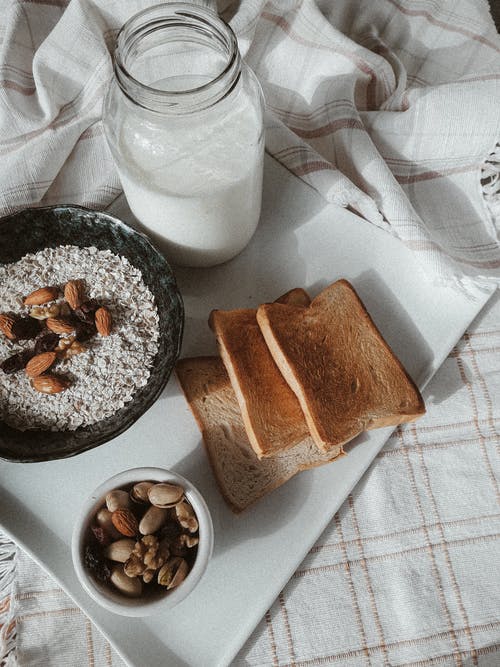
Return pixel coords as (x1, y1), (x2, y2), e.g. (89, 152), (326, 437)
(103, 3), (265, 268)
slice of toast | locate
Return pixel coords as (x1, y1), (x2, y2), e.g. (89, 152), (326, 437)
(175, 356), (342, 513)
(256, 279), (425, 452)
(209, 288), (311, 459)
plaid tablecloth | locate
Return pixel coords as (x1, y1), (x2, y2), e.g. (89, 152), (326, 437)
(0, 0), (499, 665)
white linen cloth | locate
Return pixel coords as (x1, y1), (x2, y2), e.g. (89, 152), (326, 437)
(0, 0), (499, 665)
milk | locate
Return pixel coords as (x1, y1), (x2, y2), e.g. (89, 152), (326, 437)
(114, 74), (264, 267)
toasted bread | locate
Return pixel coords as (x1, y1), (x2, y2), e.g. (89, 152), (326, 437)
(175, 357), (342, 513)
(209, 288), (310, 459)
(256, 279), (425, 452)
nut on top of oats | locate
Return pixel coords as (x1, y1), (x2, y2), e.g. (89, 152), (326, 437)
(0, 245), (160, 432)
(23, 286), (59, 306)
(95, 306), (113, 337)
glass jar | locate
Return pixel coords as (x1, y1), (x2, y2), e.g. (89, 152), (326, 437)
(103, 3), (265, 268)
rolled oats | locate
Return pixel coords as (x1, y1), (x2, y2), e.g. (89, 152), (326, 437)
(0, 245), (160, 430)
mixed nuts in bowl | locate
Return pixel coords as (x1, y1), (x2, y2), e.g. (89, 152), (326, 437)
(71, 467), (213, 616)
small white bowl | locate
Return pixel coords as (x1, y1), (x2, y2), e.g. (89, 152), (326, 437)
(71, 467), (214, 616)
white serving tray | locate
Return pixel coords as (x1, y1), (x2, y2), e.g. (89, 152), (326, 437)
(0, 156), (494, 667)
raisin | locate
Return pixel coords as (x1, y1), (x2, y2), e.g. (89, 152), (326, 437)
(90, 525), (110, 546)
(12, 317), (41, 340)
(1, 349), (34, 374)
(74, 321), (96, 342)
(74, 300), (99, 325)
(1, 353), (25, 374)
(84, 544), (111, 583)
(34, 332), (60, 355)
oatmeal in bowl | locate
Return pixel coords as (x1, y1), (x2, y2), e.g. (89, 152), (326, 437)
(0, 206), (183, 462)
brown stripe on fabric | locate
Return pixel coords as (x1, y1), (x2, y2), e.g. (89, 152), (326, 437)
(400, 643), (500, 667)
(463, 332), (500, 460)
(378, 432), (499, 458)
(334, 513), (370, 663)
(398, 430), (463, 665)
(273, 145), (314, 160)
(347, 495), (389, 663)
(1, 179), (53, 197)
(455, 354), (500, 503)
(410, 423), (478, 665)
(104, 641), (113, 666)
(408, 416), (500, 433)
(294, 161), (337, 176)
(289, 118), (365, 139)
(284, 626), (500, 666)
(384, 0), (500, 54)
(278, 592), (297, 666)
(17, 607), (81, 620)
(347, 494), (389, 664)
(2, 618), (16, 639)
(451, 345), (500, 357)
(296, 533), (499, 578)
(79, 123), (104, 141)
(85, 618), (95, 667)
(458, 73), (500, 83)
(264, 610), (279, 667)
(273, 145), (326, 162)
(463, 329), (500, 340)
(0, 64), (108, 155)
(310, 512), (500, 554)
(268, 98), (355, 121)
(394, 163), (481, 184)
(20, 0), (68, 6)
(261, 11), (375, 76)
(15, 588), (65, 600)
(0, 80), (35, 95)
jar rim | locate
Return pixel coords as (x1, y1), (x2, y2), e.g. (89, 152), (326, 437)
(113, 2), (241, 114)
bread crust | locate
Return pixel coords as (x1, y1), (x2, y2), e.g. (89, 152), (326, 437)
(257, 279), (425, 452)
(175, 356), (342, 513)
(208, 288), (311, 459)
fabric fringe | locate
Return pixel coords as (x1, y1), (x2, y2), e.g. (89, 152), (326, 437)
(481, 142), (500, 235)
(0, 535), (17, 667)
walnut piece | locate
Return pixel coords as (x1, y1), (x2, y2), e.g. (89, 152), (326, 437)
(124, 535), (170, 582)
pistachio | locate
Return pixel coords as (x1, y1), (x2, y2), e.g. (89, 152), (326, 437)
(175, 500), (199, 533)
(110, 566), (142, 597)
(95, 508), (122, 540)
(105, 490), (131, 513)
(130, 481), (154, 505)
(139, 505), (169, 535)
(157, 556), (189, 589)
(105, 539), (136, 563)
(147, 483), (184, 509)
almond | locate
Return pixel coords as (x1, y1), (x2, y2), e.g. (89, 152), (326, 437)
(23, 286), (59, 306)
(46, 317), (75, 335)
(111, 509), (139, 537)
(0, 313), (16, 340)
(31, 374), (70, 394)
(25, 351), (57, 377)
(95, 307), (112, 336)
(64, 280), (84, 310)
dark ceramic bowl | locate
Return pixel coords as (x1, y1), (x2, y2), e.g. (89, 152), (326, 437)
(0, 205), (184, 462)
